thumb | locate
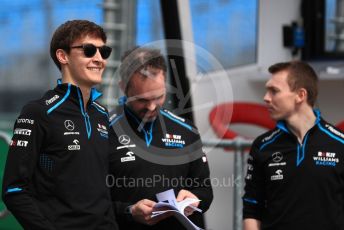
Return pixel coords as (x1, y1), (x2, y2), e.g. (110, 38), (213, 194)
(176, 189), (188, 202)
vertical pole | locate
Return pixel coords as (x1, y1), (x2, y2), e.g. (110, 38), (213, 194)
(334, 0), (344, 51)
(101, 0), (136, 110)
(42, 0), (54, 87)
(233, 138), (243, 230)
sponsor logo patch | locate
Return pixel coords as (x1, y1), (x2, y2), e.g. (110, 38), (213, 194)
(161, 133), (185, 148)
(271, 169), (283, 181)
(247, 163), (254, 171)
(121, 151), (136, 162)
(325, 124), (344, 139)
(68, 139), (80, 151)
(64, 131), (80, 136)
(116, 144), (136, 150)
(119, 135), (131, 145)
(64, 120), (75, 131)
(202, 156), (207, 163)
(164, 110), (185, 122)
(246, 174), (252, 180)
(262, 130), (280, 143)
(63, 120), (79, 135)
(313, 151), (339, 167)
(97, 123), (108, 138)
(45, 95), (59, 105)
(268, 152), (287, 167)
(17, 118), (34, 125)
(14, 128), (31, 136)
(10, 140), (29, 147)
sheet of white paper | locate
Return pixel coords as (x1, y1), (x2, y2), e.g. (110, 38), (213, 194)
(152, 189), (204, 230)
(156, 189), (177, 207)
(151, 209), (202, 230)
(176, 198), (202, 213)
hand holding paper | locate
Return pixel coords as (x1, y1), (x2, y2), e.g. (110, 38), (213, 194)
(131, 199), (164, 226)
(152, 189), (204, 230)
(177, 189), (200, 216)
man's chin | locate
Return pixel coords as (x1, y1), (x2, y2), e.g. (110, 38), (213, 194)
(142, 116), (157, 122)
(270, 113), (282, 121)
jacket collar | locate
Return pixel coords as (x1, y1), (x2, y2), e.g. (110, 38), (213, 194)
(56, 78), (102, 102)
(276, 109), (321, 133)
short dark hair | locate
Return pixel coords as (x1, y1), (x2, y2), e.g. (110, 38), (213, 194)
(268, 61), (318, 107)
(50, 20), (107, 70)
(119, 46), (167, 90)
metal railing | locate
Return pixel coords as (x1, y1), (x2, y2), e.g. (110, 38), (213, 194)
(203, 138), (253, 230)
(0, 131), (11, 220)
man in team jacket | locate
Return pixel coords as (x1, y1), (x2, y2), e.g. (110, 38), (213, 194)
(109, 47), (213, 229)
(2, 20), (118, 230)
(243, 61), (344, 230)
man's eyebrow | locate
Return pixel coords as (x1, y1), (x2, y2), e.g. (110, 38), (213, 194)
(127, 91), (165, 102)
(137, 93), (165, 101)
(266, 85), (277, 90)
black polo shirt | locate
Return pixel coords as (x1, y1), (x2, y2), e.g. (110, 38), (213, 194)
(243, 110), (344, 230)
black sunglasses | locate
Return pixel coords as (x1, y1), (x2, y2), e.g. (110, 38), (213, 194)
(70, 44), (112, 59)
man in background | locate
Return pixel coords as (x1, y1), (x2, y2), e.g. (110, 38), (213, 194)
(243, 61), (344, 230)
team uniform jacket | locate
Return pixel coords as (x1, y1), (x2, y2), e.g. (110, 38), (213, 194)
(243, 110), (344, 230)
(2, 82), (118, 230)
(109, 104), (213, 230)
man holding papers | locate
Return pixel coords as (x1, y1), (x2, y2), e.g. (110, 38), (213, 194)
(108, 46), (213, 229)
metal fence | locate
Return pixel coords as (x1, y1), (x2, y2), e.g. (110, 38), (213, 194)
(203, 138), (252, 230)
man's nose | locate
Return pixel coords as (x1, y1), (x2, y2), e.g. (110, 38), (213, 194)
(93, 49), (103, 61)
(146, 101), (157, 111)
(263, 92), (270, 103)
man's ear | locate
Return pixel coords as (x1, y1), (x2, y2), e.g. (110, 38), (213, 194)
(296, 88), (307, 104)
(56, 49), (69, 65)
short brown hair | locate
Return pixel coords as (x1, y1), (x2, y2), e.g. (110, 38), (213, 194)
(50, 20), (107, 70)
(119, 46), (167, 91)
(268, 61), (318, 107)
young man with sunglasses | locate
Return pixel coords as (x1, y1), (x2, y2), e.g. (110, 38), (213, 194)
(2, 20), (118, 230)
